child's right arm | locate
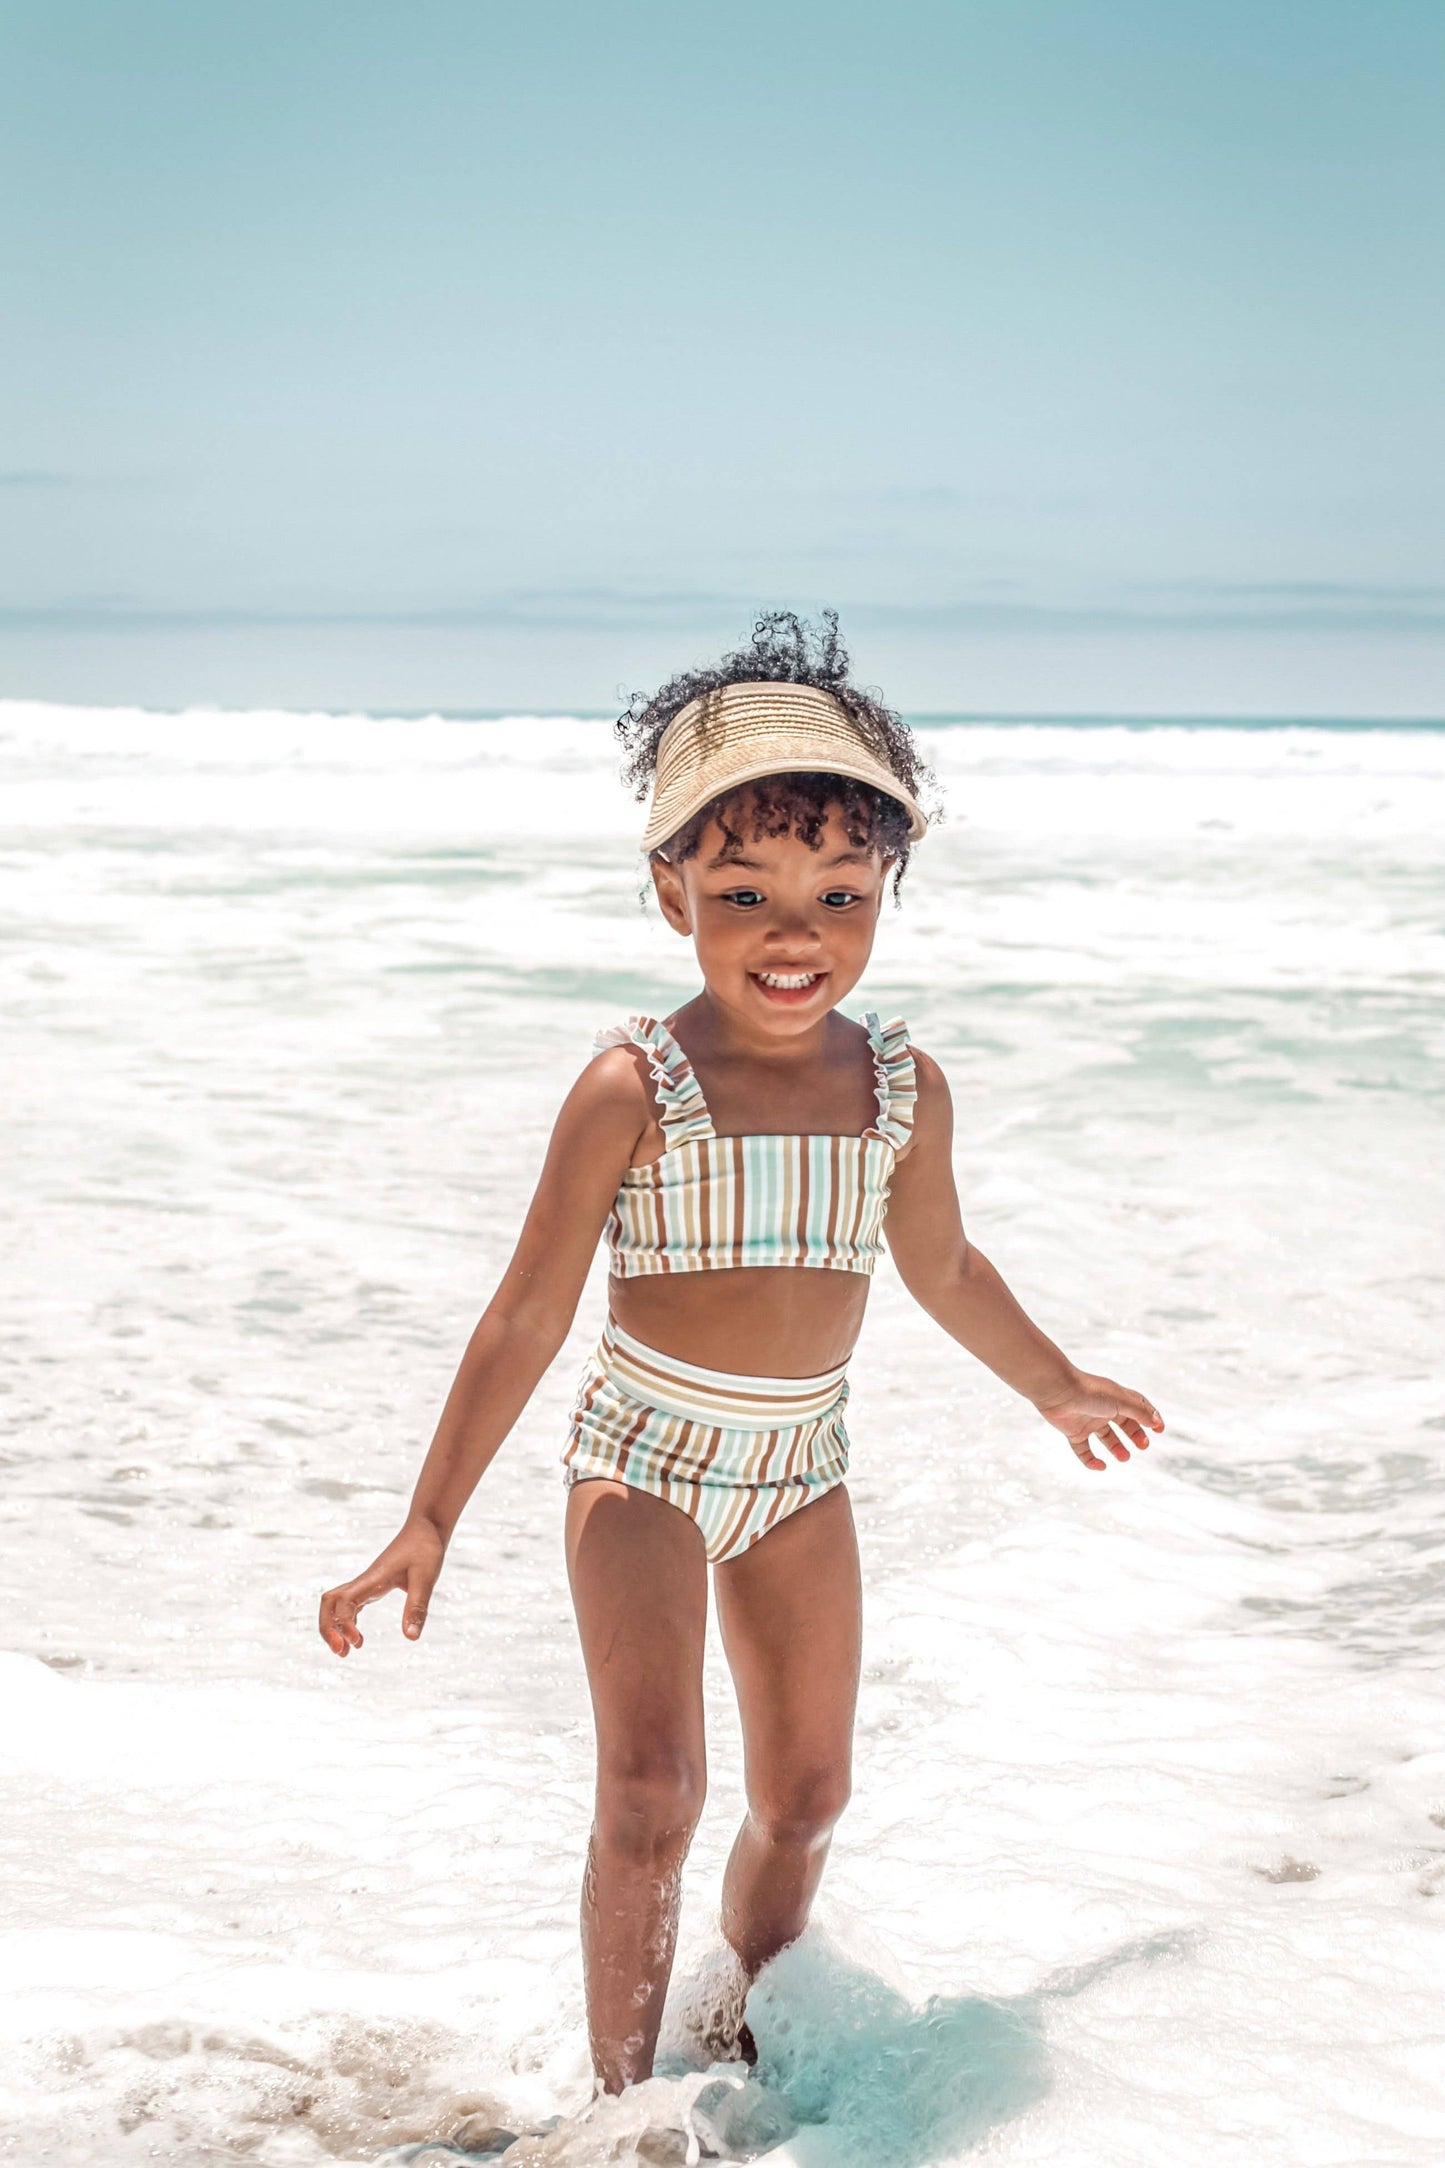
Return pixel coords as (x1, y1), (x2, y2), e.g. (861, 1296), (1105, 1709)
(317, 1049), (649, 1657)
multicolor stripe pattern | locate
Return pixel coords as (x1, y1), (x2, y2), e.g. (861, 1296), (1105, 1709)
(563, 1321), (850, 1564)
(592, 1012), (915, 1278)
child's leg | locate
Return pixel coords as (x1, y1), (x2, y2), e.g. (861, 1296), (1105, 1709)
(566, 1478), (709, 2093)
(713, 1484), (862, 1976)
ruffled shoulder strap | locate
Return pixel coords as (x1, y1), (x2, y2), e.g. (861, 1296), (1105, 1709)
(860, 1013), (917, 1149)
(591, 1016), (716, 1146)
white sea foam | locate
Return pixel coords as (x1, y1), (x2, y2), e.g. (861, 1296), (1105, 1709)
(2, 701), (1443, 2164)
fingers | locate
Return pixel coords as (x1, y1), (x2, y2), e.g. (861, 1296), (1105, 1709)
(1125, 1387), (1165, 1433)
(1068, 1413), (1153, 1471)
(1098, 1381), (1166, 1455)
(402, 1561), (438, 1641)
(1114, 1387), (1165, 1451)
(317, 1563), (399, 1657)
(318, 1584), (362, 1657)
(1068, 1432), (1108, 1472)
(1057, 1379), (1165, 1474)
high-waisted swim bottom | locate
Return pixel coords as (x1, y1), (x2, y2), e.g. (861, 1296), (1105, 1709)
(562, 1319), (850, 1564)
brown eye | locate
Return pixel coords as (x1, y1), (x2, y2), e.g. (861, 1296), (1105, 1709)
(821, 889), (861, 908)
(722, 888), (764, 908)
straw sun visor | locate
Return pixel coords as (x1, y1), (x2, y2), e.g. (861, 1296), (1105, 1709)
(641, 681), (928, 854)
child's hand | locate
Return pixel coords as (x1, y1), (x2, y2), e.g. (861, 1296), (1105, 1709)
(1033, 1372), (1164, 1471)
(318, 1519), (446, 1655)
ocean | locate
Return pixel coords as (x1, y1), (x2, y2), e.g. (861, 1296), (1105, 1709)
(2, 699), (1442, 2166)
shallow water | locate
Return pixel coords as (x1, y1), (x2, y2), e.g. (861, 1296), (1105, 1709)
(2, 701), (1443, 2165)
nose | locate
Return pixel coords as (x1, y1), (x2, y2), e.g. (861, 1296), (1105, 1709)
(762, 903), (820, 951)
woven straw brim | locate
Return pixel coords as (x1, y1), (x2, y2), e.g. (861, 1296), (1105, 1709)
(641, 682), (927, 852)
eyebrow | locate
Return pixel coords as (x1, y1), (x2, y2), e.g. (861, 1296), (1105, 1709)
(705, 847), (877, 871)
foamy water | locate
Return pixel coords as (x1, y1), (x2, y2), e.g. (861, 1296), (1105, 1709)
(2, 700), (1443, 2166)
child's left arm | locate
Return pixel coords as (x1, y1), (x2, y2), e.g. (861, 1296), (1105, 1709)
(883, 1051), (1164, 1471)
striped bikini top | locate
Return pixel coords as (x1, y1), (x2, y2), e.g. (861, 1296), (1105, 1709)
(593, 1012), (916, 1278)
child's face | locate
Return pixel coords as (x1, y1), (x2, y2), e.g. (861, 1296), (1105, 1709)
(651, 798), (892, 1033)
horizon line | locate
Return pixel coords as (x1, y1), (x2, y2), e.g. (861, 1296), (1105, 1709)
(4, 596), (1445, 639)
(2, 694), (1441, 731)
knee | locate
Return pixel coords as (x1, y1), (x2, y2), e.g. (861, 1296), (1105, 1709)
(595, 1750), (706, 1864)
(749, 1765), (851, 1850)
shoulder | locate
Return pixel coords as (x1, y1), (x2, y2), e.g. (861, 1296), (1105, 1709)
(554, 1039), (655, 1152)
(899, 1042), (951, 1158)
(909, 1044), (950, 1097)
(589, 1044), (654, 1101)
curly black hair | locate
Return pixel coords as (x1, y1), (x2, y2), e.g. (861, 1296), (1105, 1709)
(616, 610), (936, 891)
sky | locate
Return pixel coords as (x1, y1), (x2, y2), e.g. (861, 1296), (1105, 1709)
(2, 0), (1443, 716)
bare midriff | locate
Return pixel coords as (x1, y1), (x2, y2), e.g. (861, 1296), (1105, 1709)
(609, 1265), (869, 1379)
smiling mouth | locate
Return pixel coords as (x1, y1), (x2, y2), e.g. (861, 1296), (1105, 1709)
(751, 969), (826, 1002)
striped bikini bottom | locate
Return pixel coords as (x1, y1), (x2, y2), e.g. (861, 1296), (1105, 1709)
(562, 1320), (850, 1565)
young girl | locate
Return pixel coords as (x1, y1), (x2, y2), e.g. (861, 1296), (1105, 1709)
(319, 615), (1163, 2100)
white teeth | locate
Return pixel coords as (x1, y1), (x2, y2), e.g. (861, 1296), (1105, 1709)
(757, 971), (819, 988)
